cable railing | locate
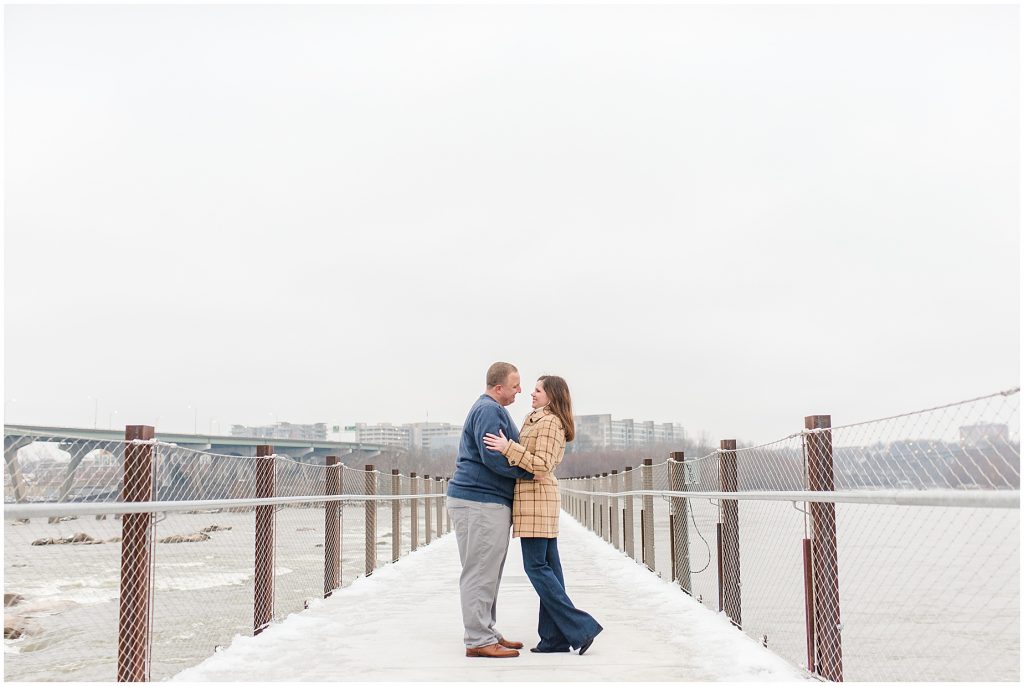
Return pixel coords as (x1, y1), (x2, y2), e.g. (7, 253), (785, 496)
(5, 388), (1018, 682)
(560, 388), (1020, 682)
(3, 430), (452, 682)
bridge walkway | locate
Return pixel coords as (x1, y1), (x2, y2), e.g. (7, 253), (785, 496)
(173, 513), (804, 681)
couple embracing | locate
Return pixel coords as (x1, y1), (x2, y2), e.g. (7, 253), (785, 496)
(446, 362), (603, 658)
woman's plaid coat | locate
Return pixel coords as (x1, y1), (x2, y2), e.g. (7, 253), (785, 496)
(501, 406), (565, 538)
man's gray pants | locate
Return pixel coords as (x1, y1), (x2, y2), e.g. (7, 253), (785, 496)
(447, 496), (512, 648)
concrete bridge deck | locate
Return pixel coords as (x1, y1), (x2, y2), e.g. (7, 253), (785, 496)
(173, 513), (805, 682)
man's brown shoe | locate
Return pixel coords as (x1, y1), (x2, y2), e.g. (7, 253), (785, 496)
(498, 638), (524, 650)
(466, 643), (520, 658)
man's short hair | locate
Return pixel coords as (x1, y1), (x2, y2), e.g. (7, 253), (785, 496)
(486, 362), (518, 388)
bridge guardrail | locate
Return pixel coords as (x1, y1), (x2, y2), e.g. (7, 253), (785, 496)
(4, 434), (451, 682)
(561, 387), (1020, 682)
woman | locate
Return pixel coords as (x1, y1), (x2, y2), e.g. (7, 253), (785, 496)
(483, 375), (603, 655)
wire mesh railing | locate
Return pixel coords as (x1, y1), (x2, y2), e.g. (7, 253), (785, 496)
(560, 388), (1020, 682)
(3, 431), (452, 682)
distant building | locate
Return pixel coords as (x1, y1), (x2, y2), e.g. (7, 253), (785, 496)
(408, 423), (464, 452)
(230, 422), (328, 441)
(572, 414), (683, 451)
(960, 423), (1011, 449)
(348, 423), (408, 448)
(350, 422), (463, 451)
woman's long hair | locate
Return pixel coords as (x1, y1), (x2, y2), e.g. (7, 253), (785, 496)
(538, 375), (575, 442)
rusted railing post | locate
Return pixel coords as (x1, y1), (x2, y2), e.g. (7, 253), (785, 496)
(610, 470), (620, 550)
(324, 456), (341, 597)
(364, 465), (376, 576)
(569, 478), (575, 519)
(391, 469), (401, 563)
(720, 439), (741, 627)
(254, 444), (275, 635)
(641, 459), (655, 572)
(446, 478), (452, 533)
(118, 425), (155, 682)
(423, 474), (432, 545)
(570, 478), (576, 520)
(578, 478), (583, 525)
(716, 521), (724, 611)
(434, 476), (444, 538)
(803, 537), (815, 672)
(583, 476), (588, 524)
(806, 415), (843, 681)
(623, 466), (635, 559)
(602, 473), (610, 542)
(669, 452), (692, 594)
(584, 476), (591, 530)
(409, 472), (418, 551)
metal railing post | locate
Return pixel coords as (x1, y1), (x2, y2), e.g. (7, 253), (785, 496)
(364, 465), (376, 576)
(806, 415), (843, 682)
(324, 456), (341, 596)
(444, 478), (452, 533)
(610, 470), (620, 550)
(423, 474), (432, 544)
(720, 439), (741, 627)
(434, 476), (443, 539)
(392, 469), (401, 563)
(623, 466), (635, 559)
(642, 458), (655, 572)
(803, 537), (816, 672)
(254, 445), (275, 635)
(409, 472), (418, 551)
(117, 425), (155, 682)
(601, 473), (610, 542)
(669, 452), (692, 594)
(589, 479), (598, 532)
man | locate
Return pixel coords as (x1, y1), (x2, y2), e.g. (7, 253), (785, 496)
(446, 361), (534, 658)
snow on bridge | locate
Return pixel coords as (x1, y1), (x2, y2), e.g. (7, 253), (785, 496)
(173, 513), (805, 681)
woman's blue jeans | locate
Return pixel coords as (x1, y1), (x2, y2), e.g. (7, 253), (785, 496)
(520, 537), (602, 651)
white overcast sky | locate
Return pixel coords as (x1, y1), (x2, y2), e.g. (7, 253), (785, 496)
(3, 4), (1019, 444)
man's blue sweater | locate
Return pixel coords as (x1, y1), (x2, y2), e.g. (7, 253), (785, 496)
(447, 394), (533, 507)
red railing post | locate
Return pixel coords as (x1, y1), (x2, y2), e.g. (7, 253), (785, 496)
(805, 415), (843, 681)
(117, 424), (155, 682)
(434, 476), (444, 539)
(392, 470), (402, 562)
(599, 473), (607, 541)
(641, 459), (655, 572)
(716, 521), (724, 611)
(324, 456), (341, 597)
(445, 478), (452, 533)
(669, 451), (692, 594)
(623, 466), (635, 559)
(423, 474), (432, 544)
(254, 445), (275, 635)
(409, 472), (418, 551)
(365, 465), (376, 576)
(610, 470), (620, 550)
(720, 439), (741, 627)
(803, 537), (815, 672)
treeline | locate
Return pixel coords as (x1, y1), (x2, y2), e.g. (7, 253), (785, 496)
(337, 439), (725, 479)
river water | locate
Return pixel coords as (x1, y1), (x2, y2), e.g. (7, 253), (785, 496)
(4, 499), (1020, 681)
(5, 504), (427, 681)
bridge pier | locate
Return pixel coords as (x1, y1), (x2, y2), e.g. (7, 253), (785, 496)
(3, 436), (31, 503)
(58, 440), (109, 502)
